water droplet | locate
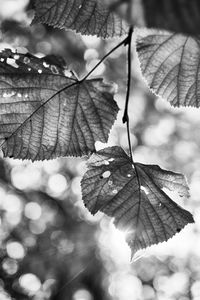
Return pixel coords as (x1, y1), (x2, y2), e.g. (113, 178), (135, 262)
(104, 161), (109, 165)
(28, 68), (31, 71)
(3, 91), (15, 98)
(127, 174), (131, 177)
(112, 189), (117, 194)
(108, 158), (114, 162)
(64, 69), (72, 77)
(51, 65), (59, 74)
(43, 61), (50, 68)
(38, 69), (42, 74)
(7, 58), (19, 68)
(108, 181), (113, 186)
(141, 186), (149, 195)
(24, 57), (30, 64)
(102, 171), (110, 178)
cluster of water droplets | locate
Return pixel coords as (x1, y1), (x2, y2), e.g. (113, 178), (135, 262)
(99, 157), (133, 195)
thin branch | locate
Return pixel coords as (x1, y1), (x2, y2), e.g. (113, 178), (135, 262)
(123, 27), (142, 256)
(123, 26), (133, 161)
(80, 36), (129, 82)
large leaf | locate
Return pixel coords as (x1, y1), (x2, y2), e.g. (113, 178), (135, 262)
(0, 49), (118, 161)
(33, 0), (200, 36)
(136, 29), (200, 107)
(81, 146), (194, 256)
(33, 0), (128, 38)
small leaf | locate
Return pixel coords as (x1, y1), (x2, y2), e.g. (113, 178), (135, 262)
(33, 0), (128, 38)
(81, 146), (194, 257)
(136, 29), (200, 107)
(0, 49), (119, 161)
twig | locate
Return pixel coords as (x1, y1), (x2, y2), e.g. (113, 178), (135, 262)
(123, 27), (142, 257)
(123, 26), (133, 161)
(80, 36), (129, 82)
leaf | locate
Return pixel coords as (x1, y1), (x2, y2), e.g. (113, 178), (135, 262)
(33, 0), (128, 38)
(81, 146), (194, 256)
(113, 0), (200, 35)
(136, 29), (200, 108)
(141, 0), (200, 35)
(0, 49), (119, 161)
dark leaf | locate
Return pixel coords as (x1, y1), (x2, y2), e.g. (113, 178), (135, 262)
(81, 146), (194, 256)
(142, 0), (200, 35)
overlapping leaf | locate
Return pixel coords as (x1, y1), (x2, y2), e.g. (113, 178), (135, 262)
(32, 0), (200, 37)
(81, 146), (194, 256)
(136, 29), (200, 107)
(0, 49), (119, 161)
(33, 0), (128, 38)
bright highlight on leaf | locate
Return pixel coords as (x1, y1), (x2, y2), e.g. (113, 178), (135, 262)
(33, 0), (128, 38)
(0, 49), (119, 161)
(136, 29), (200, 107)
(81, 146), (194, 257)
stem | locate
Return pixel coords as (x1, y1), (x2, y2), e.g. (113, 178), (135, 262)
(80, 36), (128, 82)
(123, 27), (142, 252)
(123, 26), (133, 161)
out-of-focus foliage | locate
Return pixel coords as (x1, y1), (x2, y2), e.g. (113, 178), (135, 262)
(0, 1), (200, 300)
(0, 157), (108, 300)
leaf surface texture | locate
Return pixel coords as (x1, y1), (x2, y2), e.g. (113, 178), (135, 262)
(33, 0), (128, 38)
(0, 49), (118, 160)
(136, 30), (200, 107)
(81, 146), (194, 256)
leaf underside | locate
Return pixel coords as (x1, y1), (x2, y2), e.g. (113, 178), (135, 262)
(136, 29), (200, 108)
(0, 49), (119, 161)
(81, 146), (194, 256)
(33, 0), (128, 38)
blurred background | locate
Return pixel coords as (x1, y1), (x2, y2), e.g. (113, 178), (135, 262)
(0, 0), (200, 299)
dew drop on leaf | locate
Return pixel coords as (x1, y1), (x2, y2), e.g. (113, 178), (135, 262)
(102, 171), (111, 178)
(24, 57), (30, 64)
(51, 65), (59, 74)
(108, 158), (114, 162)
(43, 61), (50, 68)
